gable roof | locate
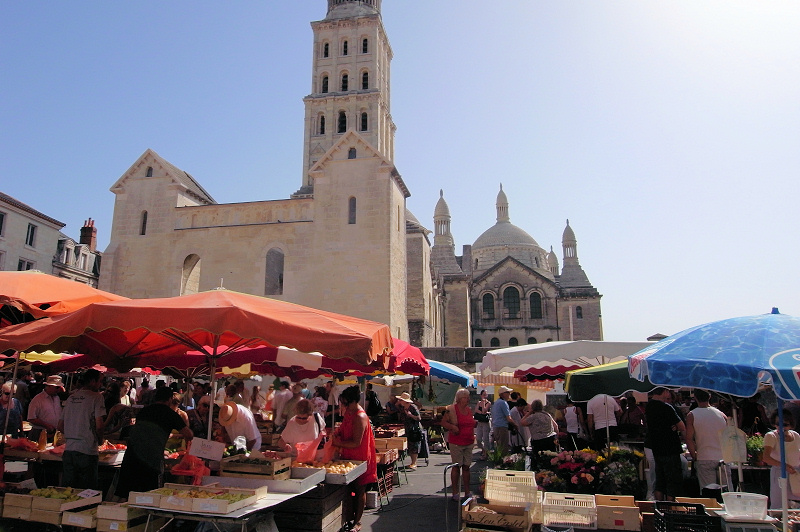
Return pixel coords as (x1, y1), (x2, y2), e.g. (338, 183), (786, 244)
(473, 255), (557, 286)
(110, 149), (216, 205)
(308, 131), (410, 198)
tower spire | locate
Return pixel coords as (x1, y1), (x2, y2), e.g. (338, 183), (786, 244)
(496, 184), (509, 223)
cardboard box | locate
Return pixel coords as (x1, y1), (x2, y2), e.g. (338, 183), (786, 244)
(97, 516), (165, 532)
(31, 509), (63, 525)
(31, 489), (102, 512)
(462, 498), (532, 530)
(676, 496), (722, 509)
(596, 495), (641, 531)
(2, 504), (31, 520)
(97, 502), (147, 521)
(62, 506), (98, 528)
(127, 490), (162, 507)
(3, 492), (33, 508)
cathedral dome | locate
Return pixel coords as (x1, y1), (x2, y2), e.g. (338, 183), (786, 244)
(473, 222), (539, 250)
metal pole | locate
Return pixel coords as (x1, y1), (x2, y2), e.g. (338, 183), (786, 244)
(444, 463), (460, 531)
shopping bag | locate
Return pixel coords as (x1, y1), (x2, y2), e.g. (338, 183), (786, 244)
(721, 425), (747, 463)
(296, 431), (325, 463)
(322, 436), (336, 463)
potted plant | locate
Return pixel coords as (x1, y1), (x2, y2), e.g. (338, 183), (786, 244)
(746, 433), (765, 466)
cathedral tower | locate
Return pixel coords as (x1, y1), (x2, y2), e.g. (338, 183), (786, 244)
(298, 0), (395, 195)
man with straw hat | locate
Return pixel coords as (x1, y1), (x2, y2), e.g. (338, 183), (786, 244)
(220, 401), (261, 451)
(27, 375), (65, 442)
(490, 386), (518, 456)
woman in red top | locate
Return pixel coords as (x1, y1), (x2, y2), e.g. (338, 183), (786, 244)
(440, 388), (477, 500)
(332, 385), (377, 532)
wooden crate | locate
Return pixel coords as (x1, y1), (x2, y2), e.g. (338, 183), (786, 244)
(3, 492), (33, 508)
(462, 498), (533, 530)
(190, 488), (258, 514)
(2, 503), (31, 520)
(596, 495), (641, 531)
(62, 506), (99, 529)
(31, 509), (63, 525)
(273, 483), (347, 532)
(220, 455), (292, 480)
(97, 516), (165, 532)
(31, 489), (102, 512)
(96, 502), (147, 521)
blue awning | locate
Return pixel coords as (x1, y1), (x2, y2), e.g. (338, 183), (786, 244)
(429, 360), (476, 388)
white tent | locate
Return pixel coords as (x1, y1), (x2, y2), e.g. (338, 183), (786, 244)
(479, 340), (653, 381)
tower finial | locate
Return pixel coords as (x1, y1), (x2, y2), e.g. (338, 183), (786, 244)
(440, 189), (444, 198)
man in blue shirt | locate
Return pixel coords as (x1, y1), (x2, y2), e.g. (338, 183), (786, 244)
(491, 386), (518, 455)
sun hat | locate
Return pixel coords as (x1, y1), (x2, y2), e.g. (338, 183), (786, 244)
(44, 375), (65, 390)
(219, 402), (239, 426)
(395, 392), (412, 403)
(497, 386), (513, 395)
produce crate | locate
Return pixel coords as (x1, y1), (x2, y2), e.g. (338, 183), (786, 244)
(462, 498), (533, 530)
(542, 492), (597, 530)
(98, 516), (166, 532)
(220, 454), (292, 480)
(376, 448), (399, 465)
(677, 497), (723, 510)
(484, 469), (538, 507)
(31, 510), (63, 525)
(62, 506), (99, 528)
(190, 488), (259, 514)
(596, 494), (640, 531)
(3, 492), (33, 509)
(325, 460), (367, 484)
(2, 503), (32, 520)
(31, 488), (102, 512)
(655, 501), (721, 532)
(96, 502), (148, 521)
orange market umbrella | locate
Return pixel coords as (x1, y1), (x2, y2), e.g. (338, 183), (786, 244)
(0, 270), (127, 326)
(0, 289), (393, 437)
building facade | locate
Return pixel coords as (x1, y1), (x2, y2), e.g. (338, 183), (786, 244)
(99, 0), (602, 348)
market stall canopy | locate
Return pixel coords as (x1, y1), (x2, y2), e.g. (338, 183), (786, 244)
(0, 289), (393, 368)
(480, 340), (653, 381)
(0, 270), (127, 326)
(564, 360), (655, 401)
(429, 360), (476, 387)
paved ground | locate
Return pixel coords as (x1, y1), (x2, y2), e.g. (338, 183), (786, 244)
(361, 448), (487, 532)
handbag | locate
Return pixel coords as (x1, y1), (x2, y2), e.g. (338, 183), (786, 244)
(408, 422), (423, 443)
(474, 412), (490, 423)
(314, 412), (327, 449)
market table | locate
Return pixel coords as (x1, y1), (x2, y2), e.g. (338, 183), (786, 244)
(132, 491), (307, 532)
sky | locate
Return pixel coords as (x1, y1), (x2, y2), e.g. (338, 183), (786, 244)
(2, 1), (798, 343)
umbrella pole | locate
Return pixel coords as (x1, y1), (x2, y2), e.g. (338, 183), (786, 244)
(207, 354), (217, 441)
(778, 398), (789, 532)
(728, 399), (744, 486)
(2, 352), (22, 452)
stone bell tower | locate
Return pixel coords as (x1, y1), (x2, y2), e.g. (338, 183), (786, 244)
(296, 0), (396, 196)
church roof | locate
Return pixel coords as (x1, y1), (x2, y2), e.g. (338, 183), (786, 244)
(473, 222), (539, 250)
(405, 208), (430, 234)
(434, 190), (450, 218)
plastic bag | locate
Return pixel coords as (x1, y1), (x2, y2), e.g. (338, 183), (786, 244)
(170, 453), (211, 486)
(233, 435), (247, 452)
(322, 436), (336, 463)
(296, 431), (325, 463)
(721, 425), (747, 463)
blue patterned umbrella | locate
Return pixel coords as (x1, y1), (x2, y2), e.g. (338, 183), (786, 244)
(628, 308), (800, 531)
(629, 309), (800, 400)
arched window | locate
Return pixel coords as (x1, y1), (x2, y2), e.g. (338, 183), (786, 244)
(482, 293), (495, 319)
(490, 338), (500, 347)
(527, 337), (537, 344)
(362, 38), (368, 53)
(145, 166), (153, 177)
(348, 197), (357, 224)
(140, 211), (148, 236)
(503, 286), (520, 318)
(348, 148), (356, 159)
(509, 337), (519, 347)
(341, 74), (348, 91)
(323, 42), (329, 58)
(181, 254), (201, 295)
(264, 248), (285, 295)
(576, 306), (583, 319)
(360, 112), (368, 131)
(362, 71), (369, 90)
(319, 115), (325, 135)
(342, 40), (348, 55)
(338, 111), (347, 133)
(321, 76), (329, 93)
(474, 339), (482, 347)
(530, 292), (543, 319)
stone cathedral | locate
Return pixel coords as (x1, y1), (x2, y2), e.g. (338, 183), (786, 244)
(99, 0), (603, 349)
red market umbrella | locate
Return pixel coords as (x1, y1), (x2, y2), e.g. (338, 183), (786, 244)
(0, 289), (393, 438)
(0, 270), (127, 327)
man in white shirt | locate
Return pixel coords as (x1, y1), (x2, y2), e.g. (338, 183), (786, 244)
(587, 393), (621, 450)
(686, 389), (728, 492)
(271, 381), (293, 429)
(219, 401), (261, 451)
(28, 375), (65, 442)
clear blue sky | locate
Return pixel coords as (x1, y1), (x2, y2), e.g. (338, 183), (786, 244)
(2, 1), (798, 342)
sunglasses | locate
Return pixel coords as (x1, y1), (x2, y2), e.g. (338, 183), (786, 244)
(296, 415), (310, 421)
(2, 392), (10, 396)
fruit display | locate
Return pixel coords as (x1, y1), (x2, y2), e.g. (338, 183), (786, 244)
(151, 488), (249, 502)
(29, 487), (81, 502)
(225, 450), (285, 464)
(292, 460), (360, 474)
(98, 440), (126, 452)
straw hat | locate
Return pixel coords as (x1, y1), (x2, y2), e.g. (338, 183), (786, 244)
(219, 402), (239, 426)
(395, 392), (412, 403)
(497, 386), (513, 395)
(44, 375), (65, 390)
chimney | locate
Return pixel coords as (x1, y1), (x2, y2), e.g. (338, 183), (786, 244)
(80, 218), (97, 251)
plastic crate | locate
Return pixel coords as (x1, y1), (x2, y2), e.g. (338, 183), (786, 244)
(484, 469), (538, 507)
(722, 492), (769, 520)
(655, 501), (721, 532)
(542, 492), (597, 530)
